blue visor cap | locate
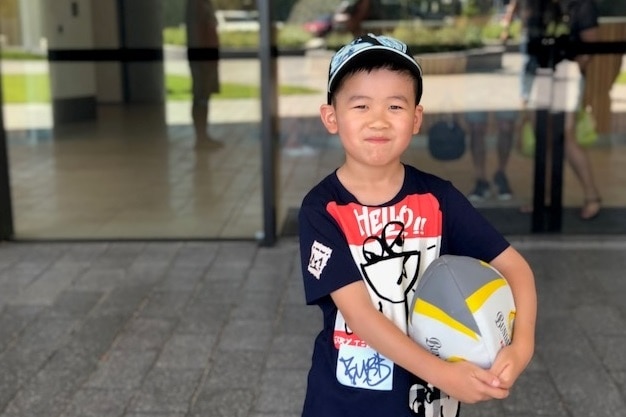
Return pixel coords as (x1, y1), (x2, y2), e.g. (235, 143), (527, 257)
(327, 34), (423, 104)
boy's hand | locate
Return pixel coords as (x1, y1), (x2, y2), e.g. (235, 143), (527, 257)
(489, 342), (533, 389)
(442, 361), (510, 404)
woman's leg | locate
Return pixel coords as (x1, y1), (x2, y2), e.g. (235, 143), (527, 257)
(563, 111), (601, 219)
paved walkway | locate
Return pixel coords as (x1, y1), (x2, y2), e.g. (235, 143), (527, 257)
(0, 236), (625, 417)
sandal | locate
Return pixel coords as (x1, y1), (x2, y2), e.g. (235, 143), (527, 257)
(580, 198), (601, 220)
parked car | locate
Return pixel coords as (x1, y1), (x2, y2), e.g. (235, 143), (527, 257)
(214, 10), (284, 32)
(215, 10), (259, 31)
(303, 14), (334, 38)
(331, 0), (446, 34)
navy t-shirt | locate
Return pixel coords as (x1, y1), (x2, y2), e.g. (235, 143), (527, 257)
(298, 164), (510, 417)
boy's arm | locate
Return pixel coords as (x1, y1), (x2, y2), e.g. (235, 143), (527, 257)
(489, 245), (537, 387)
(331, 280), (511, 404)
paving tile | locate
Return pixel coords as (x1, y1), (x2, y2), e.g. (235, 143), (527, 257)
(127, 368), (203, 414)
(0, 305), (42, 353)
(254, 369), (307, 414)
(175, 300), (232, 335)
(90, 285), (153, 317)
(111, 318), (175, 351)
(64, 314), (128, 359)
(2, 347), (96, 417)
(155, 334), (217, 370)
(216, 319), (274, 352)
(201, 349), (264, 391)
(85, 349), (158, 390)
(46, 289), (103, 321)
(9, 265), (86, 306)
(139, 290), (196, 319)
(156, 267), (207, 292)
(0, 238), (625, 416)
(58, 388), (133, 417)
(190, 389), (254, 417)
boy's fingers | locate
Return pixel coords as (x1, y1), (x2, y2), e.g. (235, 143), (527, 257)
(474, 370), (510, 399)
(474, 369), (501, 387)
(487, 386), (510, 400)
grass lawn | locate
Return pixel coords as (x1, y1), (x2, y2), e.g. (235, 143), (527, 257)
(2, 73), (319, 103)
(5, 70), (626, 103)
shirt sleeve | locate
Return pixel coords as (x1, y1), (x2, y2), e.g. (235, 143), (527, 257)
(440, 183), (510, 263)
(570, 0), (599, 35)
(298, 201), (364, 305)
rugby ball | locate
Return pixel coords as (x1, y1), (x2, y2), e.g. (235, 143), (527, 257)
(408, 255), (516, 369)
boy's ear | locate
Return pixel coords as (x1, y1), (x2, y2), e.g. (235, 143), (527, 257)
(413, 105), (424, 135)
(320, 104), (338, 134)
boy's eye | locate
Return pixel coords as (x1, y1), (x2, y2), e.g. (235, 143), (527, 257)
(389, 105), (403, 110)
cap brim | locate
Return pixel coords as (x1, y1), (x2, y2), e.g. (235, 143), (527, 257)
(327, 48), (422, 104)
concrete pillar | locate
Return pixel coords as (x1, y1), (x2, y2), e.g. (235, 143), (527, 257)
(19, 0), (45, 52)
(44, 0), (97, 123)
(45, 0), (164, 116)
(118, 0), (164, 103)
(91, 0), (123, 103)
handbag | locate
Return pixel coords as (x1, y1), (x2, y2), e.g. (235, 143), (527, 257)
(576, 106), (598, 147)
(518, 105), (597, 158)
(520, 118), (536, 158)
(427, 119), (466, 161)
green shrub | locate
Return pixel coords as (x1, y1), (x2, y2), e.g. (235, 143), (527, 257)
(219, 31), (259, 48)
(390, 23), (483, 53)
(161, 24), (314, 49)
(0, 49), (46, 60)
(481, 20), (522, 41)
(163, 25), (187, 45)
(324, 20), (485, 52)
(2, 73), (319, 103)
(277, 25), (313, 48)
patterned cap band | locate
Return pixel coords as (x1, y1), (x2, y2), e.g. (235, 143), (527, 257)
(327, 33), (423, 104)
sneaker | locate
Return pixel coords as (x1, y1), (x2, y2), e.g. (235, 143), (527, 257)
(493, 171), (513, 200)
(468, 180), (491, 202)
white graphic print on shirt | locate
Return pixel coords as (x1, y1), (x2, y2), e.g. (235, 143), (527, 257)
(327, 193), (460, 416)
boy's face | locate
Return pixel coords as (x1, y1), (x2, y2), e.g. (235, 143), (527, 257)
(320, 68), (423, 168)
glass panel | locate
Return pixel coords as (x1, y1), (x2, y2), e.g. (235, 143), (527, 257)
(559, 10), (626, 233)
(276, 0), (626, 237)
(2, 0), (625, 239)
(1, 0), (263, 239)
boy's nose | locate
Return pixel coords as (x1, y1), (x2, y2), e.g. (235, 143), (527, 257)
(368, 108), (391, 129)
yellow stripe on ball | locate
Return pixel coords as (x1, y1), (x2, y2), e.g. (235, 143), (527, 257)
(466, 278), (508, 313)
(413, 299), (479, 341)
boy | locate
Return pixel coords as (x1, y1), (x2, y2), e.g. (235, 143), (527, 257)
(298, 34), (537, 417)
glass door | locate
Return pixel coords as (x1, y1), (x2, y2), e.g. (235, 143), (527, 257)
(1, 0), (265, 239)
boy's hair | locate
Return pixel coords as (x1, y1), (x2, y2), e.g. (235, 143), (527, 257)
(327, 33), (423, 105)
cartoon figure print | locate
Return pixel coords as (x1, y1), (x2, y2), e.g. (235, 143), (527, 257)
(360, 220), (458, 416)
(330, 196), (447, 411)
(360, 221), (421, 319)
